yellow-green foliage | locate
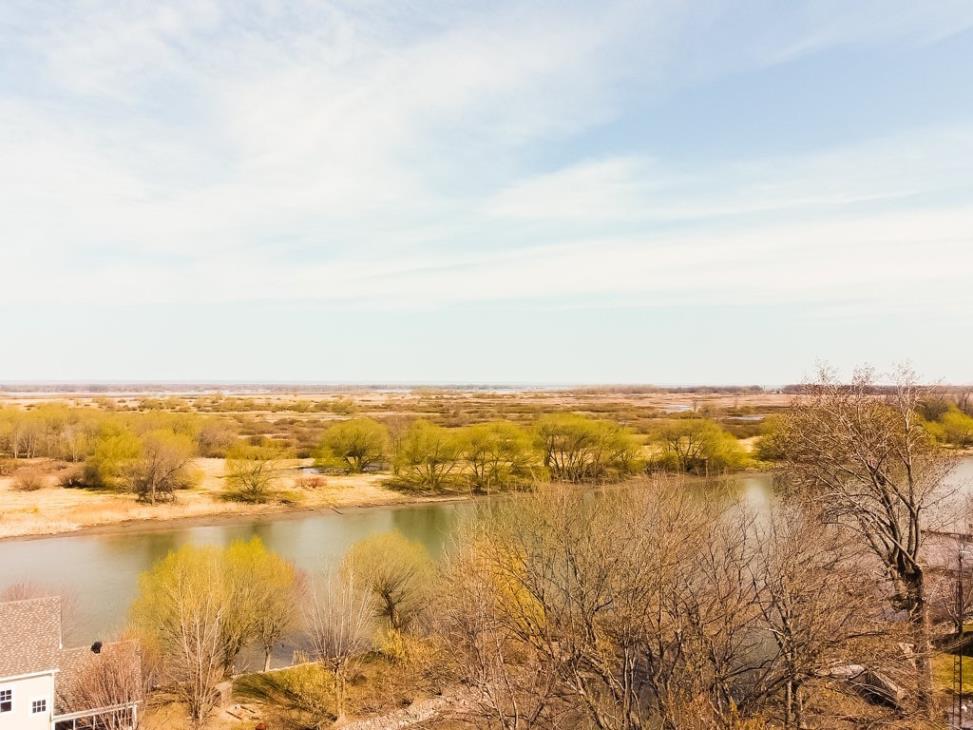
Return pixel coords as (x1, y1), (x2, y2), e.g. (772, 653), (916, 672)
(753, 415), (787, 462)
(342, 532), (434, 630)
(533, 413), (642, 483)
(649, 418), (750, 474)
(316, 418), (388, 473)
(391, 419), (462, 490)
(267, 663), (338, 723)
(0, 404), (240, 466)
(925, 405), (973, 448)
(84, 427), (142, 488)
(132, 538), (299, 677)
(458, 420), (542, 493)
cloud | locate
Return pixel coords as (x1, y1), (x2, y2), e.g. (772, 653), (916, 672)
(1, 0), (972, 319)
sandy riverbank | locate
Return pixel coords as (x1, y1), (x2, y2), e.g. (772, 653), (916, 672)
(0, 457), (465, 541)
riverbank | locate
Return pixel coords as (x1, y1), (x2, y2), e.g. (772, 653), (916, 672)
(0, 457), (467, 541)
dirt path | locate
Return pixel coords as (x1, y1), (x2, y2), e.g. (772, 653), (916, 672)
(337, 689), (474, 730)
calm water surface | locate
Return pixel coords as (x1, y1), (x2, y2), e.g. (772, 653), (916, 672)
(1, 460), (969, 656)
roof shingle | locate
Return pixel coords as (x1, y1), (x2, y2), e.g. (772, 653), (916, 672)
(0, 596), (61, 677)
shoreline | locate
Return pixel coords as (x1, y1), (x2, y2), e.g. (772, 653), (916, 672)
(0, 467), (780, 544)
(0, 491), (474, 544)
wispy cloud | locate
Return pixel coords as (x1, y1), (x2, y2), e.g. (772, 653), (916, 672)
(1, 0), (972, 380)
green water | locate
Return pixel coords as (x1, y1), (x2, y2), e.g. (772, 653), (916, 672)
(0, 501), (472, 650)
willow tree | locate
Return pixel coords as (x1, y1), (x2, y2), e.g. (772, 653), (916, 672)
(316, 418), (388, 473)
(779, 366), (955, 715)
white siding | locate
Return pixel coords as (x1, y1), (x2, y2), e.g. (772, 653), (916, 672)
(0, 672), (54, 730)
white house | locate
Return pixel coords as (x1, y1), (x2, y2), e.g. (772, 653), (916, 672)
(0, 597), (140, 730)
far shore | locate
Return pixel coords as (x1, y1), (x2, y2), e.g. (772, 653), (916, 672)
(0, 457), (773, 543)
(0, 491), (473, 544)
(0, 457), (474, 542)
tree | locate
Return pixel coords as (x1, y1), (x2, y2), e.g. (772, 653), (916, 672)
(341, 532), (434, 631)
(56, 641), (142, 730)
(196, 417), (238, 457)
(649, 418), (749, 474)
(224, 442), (285, 503)
(226, 538), (302, 671)
(304, 571), (375, 717)
(458, 421), (541, 493)
(748, 504), (880, 728)
(129, 429), (197, 504)
(83, 428), (142, 488)
(392, 419), (462, 490)
(131, 545), (228, 729)
(533, 413), (641, 483)
(779, 366), (955, 717)
(440, 485), (754, 730)
(316, 418), (388, 473)
(925, 405), (973, 447)
(132, 539), (301, 727)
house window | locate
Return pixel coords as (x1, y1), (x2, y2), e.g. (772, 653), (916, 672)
(32, 698), (47, 714)
(0, 688), (11, 712)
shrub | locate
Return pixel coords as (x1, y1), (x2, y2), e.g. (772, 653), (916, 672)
(224, 442), (285, 503)
(13, 467), (46, 491)
(57, 465), (85, 487)
(296, 474), (328, 490)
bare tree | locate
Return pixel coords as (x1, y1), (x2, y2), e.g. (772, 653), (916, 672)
(304, 570), (375, 718)
(56, 641), (142, 730)
(440, 483), (764, 730)
(748, 504), (882, 728)
(779, 365), (956, 716)
(224, 442), (284, 503)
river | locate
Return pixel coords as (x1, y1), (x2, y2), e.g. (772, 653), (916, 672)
(0, 462), (969, 665)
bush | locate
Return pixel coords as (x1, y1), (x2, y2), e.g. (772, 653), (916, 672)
(57, 465), (85, 487)
(224, 442), (285, 503)
(930, 405), (973, 447)
(83, 429), (142, 488)
(296, 474), (328, 490)
(754, 415), (787, 462)
(13, 468), (46, 491)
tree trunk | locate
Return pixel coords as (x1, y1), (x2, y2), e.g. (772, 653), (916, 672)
(912, 591), (934, 718)
(263, 648), (272, 672)
(899, 569), (934, 717)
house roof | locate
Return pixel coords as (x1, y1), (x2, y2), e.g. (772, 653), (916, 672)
(0, 596), (62, 677)
(55, 641), (142, 715)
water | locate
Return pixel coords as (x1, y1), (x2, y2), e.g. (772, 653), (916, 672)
(1, 460), (969, 655)
(0, 502), (471, 648)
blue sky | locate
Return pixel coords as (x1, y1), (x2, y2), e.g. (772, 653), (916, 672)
(1, 1), (972, 384)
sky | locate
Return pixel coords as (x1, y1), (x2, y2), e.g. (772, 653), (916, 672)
(1, 0), (972, 384)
